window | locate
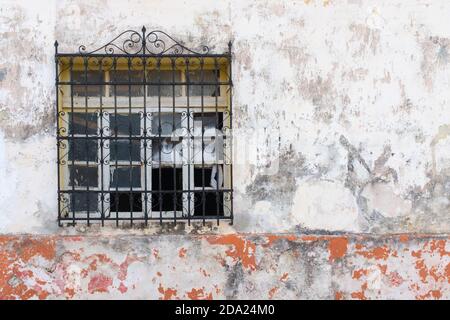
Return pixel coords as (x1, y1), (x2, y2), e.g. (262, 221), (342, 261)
(55, 28), (233, 226)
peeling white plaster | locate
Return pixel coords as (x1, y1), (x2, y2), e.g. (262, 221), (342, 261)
(290, 180), (361, 232)
(0, 0), (448, 234)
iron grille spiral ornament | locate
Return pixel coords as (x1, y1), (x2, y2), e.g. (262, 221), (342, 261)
(75, 26), (211, 55)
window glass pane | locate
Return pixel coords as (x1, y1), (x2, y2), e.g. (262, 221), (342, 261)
(69, 112), (98, 135)
(109, 114), (141, 136)
(110, 192), (142, 212)
(193, 191), (224, 216)
(110, 140), (140, 161)
(192, 137), (223, 163)
(110, 166), (141, 188)
(152, 138), (183, 163)
(148, 70), (181, 97)
(152, 168), (182, 212)
(151, 113), (182, 135)
(193, 112), (223, 135)
(68, 139), (98, 162)
(187, 70), (220, 97)
(70, 192), (98, 212)
(71, 70), (104, 97)
(109, 70), (144, 96)
(69, 165), (98, 187)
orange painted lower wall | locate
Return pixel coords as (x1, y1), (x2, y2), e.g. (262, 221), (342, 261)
(0, 234), (448, 299)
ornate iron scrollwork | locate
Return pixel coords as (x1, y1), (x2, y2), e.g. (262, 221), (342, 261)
(55, 27), (232, 227)
(76, 26), (210, 55)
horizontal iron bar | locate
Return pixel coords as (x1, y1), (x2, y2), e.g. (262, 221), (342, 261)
(59, 216), (232, 221)
(57, 81), (231, 85)
(56, 53), (231, 58)
(59, 189), (233, 193)
(57, 136), (229, 140)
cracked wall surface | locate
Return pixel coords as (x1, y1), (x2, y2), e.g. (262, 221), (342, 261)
(0, 0), (449, 299)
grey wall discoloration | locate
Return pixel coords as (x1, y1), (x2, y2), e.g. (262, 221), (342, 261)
(0, 0), (448, 235)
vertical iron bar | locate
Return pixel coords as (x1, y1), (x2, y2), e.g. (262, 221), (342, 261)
(200, 58), (205, 225)
(186, 58), (191, 226)
(99, 58), (104, 226)
(114, 58), (119, 227)
(84, 57), (90, 226)
(142, 27), (148, 226)
(55, 42), (61, 226)
(70, 58), (75, 225)
(128, 57), (133, 225)
(172, 58), (177, 223)
(158, 59), (162, 224)
(228, 42), (234, 225)
(214, 58), (220, 225)
(142, 29), (148, 225)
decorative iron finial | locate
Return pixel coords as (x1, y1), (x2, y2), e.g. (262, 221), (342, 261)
(228, 40), (232, 55)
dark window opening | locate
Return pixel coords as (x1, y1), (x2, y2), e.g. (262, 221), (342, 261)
(110, 192), (142, 212)
(194, 192), (224, 216)
(152, 168), (182, 212)
(70, 192), (98, 212)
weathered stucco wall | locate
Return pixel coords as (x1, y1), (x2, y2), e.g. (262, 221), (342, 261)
(0, 234), (449, 299)
(0, 0), (449, 299)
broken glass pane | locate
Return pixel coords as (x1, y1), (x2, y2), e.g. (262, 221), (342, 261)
(68, 112), (98, 135)
(110, 166), (141, 188)
(69, 165), (98, 187)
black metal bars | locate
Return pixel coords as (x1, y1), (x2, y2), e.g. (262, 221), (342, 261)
(55, 27), (233, 226)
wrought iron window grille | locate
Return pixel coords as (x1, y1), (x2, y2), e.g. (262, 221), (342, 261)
(55, 27), (233, 226)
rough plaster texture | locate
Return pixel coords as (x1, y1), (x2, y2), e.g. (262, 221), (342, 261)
(0, 234), (448, 299)
(0, 0), (449, 299)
